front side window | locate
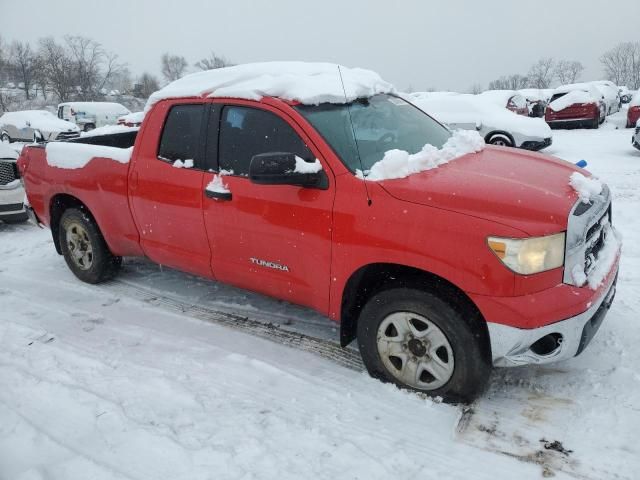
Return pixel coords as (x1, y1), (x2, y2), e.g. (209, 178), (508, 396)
(218, 106), (312, 176)
(295, 94), (450, 173)
(158, 104), (204, 163)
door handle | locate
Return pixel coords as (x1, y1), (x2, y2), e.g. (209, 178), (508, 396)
(205, 189), (232, 201)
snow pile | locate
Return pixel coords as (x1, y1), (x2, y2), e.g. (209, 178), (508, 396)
(293, 156), (322, 173)
(146, 62), (395, 110)
(80, 124), (139, 137)
(548, 90), (595, 111)
(172, 159), (194, 168)
(569, 171), (603, 204)
(363, 130), (485, 181)
(45, 142), (133, 169)
(206, 170), (231, 193)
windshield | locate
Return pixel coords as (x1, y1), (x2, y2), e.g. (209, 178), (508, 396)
(295, 94), (451, 173)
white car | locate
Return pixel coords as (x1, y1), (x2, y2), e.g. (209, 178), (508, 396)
(57, 102), (131, 131)
(0, 110), (80, 143)
(408, 92), (553, 150)
(0, 142), (27, 224)
(117, 111), (145, 127)
(591, 81), (621, 114)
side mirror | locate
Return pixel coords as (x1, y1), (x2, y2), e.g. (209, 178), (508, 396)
(33, 130), (45, 143)
(249, 152), (328, 189)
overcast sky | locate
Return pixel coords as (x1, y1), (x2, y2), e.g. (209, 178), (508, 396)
(2, 0), (639, 91)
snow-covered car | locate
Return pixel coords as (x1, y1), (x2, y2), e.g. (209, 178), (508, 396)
(117, 111), (145, 127)
(477, 90), (529, 116)
(545, 83), (606, 129)
(0, 110), (80, 143)
(57, 102), (131, 131)
(408, 92), (552, 150)
(518, 88), (551, 117)
(591, 81), (621, 114)
(627, 92), (640, 128)
(619, 86), (633, 104)
(633, 120), (640, 151)
(0, 142), (27, 224)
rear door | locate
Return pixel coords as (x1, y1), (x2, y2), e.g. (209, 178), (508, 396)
(129, 100), (214, 278)
(201, 102), (335, 313)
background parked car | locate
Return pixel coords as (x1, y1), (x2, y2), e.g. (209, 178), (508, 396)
(591, 80), (621, 114)
(633, 120), (640, 151)
(408, 92), (552, 150)
(545, 83), (606, 129)
(518, 88), (550, 117)
(477, 90), (529, 116)
(117, 111), (145, 127)
(0, 110), (80, 143)
(627, 92), (640, 128)
(0, 142), (27, 224)
(57, 101), (131, 131)
(619, 86), (633, 104)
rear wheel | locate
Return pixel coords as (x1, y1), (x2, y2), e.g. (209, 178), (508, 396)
(487, 133), (514, 147)
(357, 287), (491, 404)
(59, 208), (121, 283)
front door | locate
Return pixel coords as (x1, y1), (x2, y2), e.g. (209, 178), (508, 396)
(129, 101), (213, 278)
(202, 102), (335, 313)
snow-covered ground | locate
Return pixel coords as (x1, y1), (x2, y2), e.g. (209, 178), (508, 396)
(1, 115), (639, 479)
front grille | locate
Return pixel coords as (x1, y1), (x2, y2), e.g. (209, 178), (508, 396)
(0, 161), (18, 185)
(57, 131), (80, 141)
(584, 208), (610, 275)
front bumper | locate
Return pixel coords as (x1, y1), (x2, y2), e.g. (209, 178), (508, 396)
(0, 181), (26, 219)
(546, 118), (596, 129)
(520, 137), (552, 151)
(487, 263), (619, 367)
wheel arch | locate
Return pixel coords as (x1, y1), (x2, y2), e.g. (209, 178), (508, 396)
(484, 130), (515, 146)
(339, 262), (491, 360)
(50, 193), (95, 254)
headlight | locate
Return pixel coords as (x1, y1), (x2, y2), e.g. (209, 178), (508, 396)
(487, 233), (565, 275)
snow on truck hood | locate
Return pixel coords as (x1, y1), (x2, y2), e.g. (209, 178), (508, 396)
(145, 62), (395, 110)
(376, 147), (582, 236)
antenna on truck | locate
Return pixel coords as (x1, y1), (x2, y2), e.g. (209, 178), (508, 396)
(337, 65), (372, 206)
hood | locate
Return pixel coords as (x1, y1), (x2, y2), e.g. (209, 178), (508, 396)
(378, 146), (581, 236)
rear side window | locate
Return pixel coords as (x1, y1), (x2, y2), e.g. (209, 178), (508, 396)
(158, 104), (204, 163)
(218, 106), (312, 176)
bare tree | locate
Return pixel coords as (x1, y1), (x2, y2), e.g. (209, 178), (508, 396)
(601, 42), (640, 89)
(106, 66), (133, 94)
(507, 74), (528, 89)
(527, 57), (555, 89)
(38, 37), (76, 102)
(194, 51), (233, 71)
(65, 35), (124, 100)
(161, 53), (188, 82)
(488, 76), (510, 90)
(136, 72), (160, 98)
(554, 60), (584, 85)
(9, 41), (40, 100)
(468, 83), (483, 94)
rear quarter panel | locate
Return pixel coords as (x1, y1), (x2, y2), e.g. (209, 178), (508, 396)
(20, 145), (143, 256)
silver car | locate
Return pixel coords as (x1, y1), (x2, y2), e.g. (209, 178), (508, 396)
(0, 110), (80, 143)
(0, 142), (27, 224)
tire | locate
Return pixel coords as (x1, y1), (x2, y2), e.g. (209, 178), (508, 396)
(592, 114), (600, 129)
(487, 133), (514, 147)
(83, 123), (96, 132)
(0, 132), (10, 143)
(357, 287), (491, 404)
(59, 208), (122, 283)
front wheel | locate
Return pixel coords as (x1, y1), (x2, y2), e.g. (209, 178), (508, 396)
(83, 123), (96, 132)
(59, 208), (122, 283)
(487, 134), (514, 147)
(357, 288), (491, 403)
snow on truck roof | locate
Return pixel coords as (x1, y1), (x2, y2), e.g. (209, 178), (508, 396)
(145, 62), (395, 111)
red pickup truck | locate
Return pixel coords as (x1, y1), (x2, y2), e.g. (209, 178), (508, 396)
(18, 64), (620, 402)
